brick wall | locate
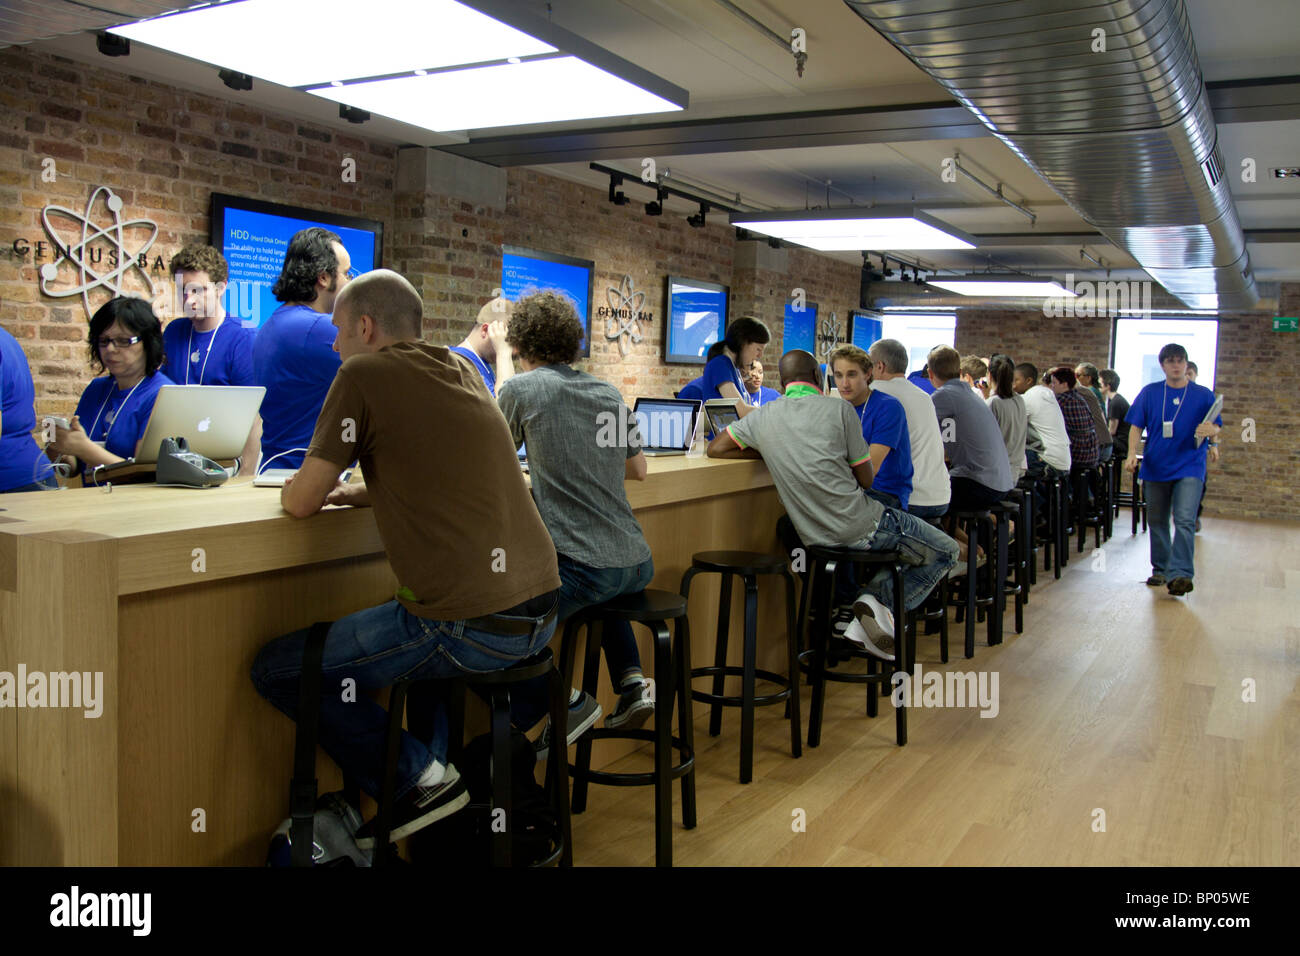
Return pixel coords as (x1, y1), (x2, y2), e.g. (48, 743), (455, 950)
(954, 304), (1300, 521)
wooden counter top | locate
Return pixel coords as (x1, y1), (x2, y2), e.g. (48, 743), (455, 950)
(0, 455), (772, 597)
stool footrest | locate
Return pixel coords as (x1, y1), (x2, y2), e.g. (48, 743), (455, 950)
(568, 727), (694, 786)
(796, 648), (895, 686)
(689, 665), (793, 708)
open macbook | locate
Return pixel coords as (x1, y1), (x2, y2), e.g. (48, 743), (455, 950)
(632, 398), (700, 456)
(135, 385), (265, 464)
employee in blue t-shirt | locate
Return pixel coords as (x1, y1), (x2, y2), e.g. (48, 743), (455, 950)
(831, 344), (914, 510)
(449, 296), (515, 396)
(907, 364), (937, 395)
(0, 326), (57, 492)
(700, 316), (770, 419)
(48, 297), (173, 482)
(162, 244), (260, 474)
(1124, 342), (1221, 597)
(253, 227), (350, 472)
(742, 358), (781, 407)
(676, 340), (726, 401)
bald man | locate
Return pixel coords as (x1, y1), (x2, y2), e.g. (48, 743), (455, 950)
(251, 269), (561, 848)
(450, 296), (515, 395)
(708, 349), (957, 661)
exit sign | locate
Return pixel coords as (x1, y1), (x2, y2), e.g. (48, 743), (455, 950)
(1275, 317), (1299, 332)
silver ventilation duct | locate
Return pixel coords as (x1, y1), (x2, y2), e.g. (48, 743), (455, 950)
(844, 0), (1258, 310)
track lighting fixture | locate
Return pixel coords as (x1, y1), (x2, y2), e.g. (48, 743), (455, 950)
(608, 173), (629, 206)
(645, 186), (667, 216)
(96, 32), (130, 57)
(219, 68), (253, 90)
(338, 104), (369, 123)
(687, 202), (709, 228)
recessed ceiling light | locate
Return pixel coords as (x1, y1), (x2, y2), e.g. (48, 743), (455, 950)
(729, 207), (975, 251)
(927, 275), (1077, 298)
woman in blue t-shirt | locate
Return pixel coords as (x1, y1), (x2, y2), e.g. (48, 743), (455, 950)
(49, 297), (174, 481)
(700, 315), (770, 420)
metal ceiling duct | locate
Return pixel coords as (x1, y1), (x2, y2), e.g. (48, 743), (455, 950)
(843, 0), (1258, 309)
(0, 0), (209, 50)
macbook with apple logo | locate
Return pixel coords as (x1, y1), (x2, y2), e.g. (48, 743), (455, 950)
(135, 385), (266, 464)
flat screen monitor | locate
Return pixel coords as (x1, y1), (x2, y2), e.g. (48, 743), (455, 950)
(501, 245), (594, 358)
(665, 276), (728, 364)
(849, 310), (884, 350)
(783, 300), (818, 354)
(209, 193), (384, 329)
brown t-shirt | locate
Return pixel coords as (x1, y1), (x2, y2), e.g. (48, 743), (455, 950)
(306, 341), (560, 621)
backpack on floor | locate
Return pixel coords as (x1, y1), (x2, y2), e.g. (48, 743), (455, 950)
(408, 729), (559, 868)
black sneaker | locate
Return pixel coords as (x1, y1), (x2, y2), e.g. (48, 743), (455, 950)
(533, 691), (602, 763)
(1167, 577), (1194, 596)
(1145, 574), (1167, 587)
(354, 764), (469, 849)
(605, 679), (655, 730)
(830, 604), (856, 635)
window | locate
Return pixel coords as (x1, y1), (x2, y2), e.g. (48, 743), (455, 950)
(1111, 317), (1219, 396)
(879, 313), (957, 375)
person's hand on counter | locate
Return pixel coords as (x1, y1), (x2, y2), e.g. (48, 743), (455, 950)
(282, 454), (355, 517)
(707, 427), (761, 459)
(325, 481), (370, 508)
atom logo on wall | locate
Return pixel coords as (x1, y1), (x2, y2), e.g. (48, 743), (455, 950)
(600, 273), (653, 358)
(39, 186), (161, 318)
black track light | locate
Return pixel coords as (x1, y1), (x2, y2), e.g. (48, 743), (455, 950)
(219, 69), (253, 91)
(644, 186), (667, 216)
(687, 202), (709, 228)
(608, 173), (629, 206)
(96, 32), (130, 57)
(339, 104), (369, 123)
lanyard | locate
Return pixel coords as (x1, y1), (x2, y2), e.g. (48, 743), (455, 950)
(1162, 382), (1187, 426)
(186, 319), (221, 385)
(858, 394), (869, 426)
(88, 375), (146, 443)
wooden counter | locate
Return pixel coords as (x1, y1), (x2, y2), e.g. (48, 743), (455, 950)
(0, 455), (790, 865)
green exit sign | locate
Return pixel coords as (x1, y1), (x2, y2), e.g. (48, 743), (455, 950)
(1275, 317), (1300, 332)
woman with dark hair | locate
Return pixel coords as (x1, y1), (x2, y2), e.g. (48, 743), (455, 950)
(677, 339), (726, 401)
(700, 315), (770, 418)
(985, 354), (1027, 479)
(48, 296), (174, 479)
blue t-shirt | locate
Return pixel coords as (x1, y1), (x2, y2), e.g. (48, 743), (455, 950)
(73, 370), (173, 476)
(747, 386), (781, 407)
(907, 369), (936, 395)
(677, 377), (704, 402)
(701, 354), (748, 403)
(1125, 379), (1221, 482)
(162, 316), (255, 387)
(253, 303), (341, 470)
(448, 345), (495, 396)
(0, 327), (54, 491)
(855, 388), (914, 510)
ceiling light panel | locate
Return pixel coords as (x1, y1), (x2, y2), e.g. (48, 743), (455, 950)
(308, 57), (682, 132)
(730, 208), (975, 251)
(109, 0), (556, 88)
(927, 277), (1076, 298)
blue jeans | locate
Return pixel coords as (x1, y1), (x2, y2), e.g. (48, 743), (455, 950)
(1143, 476), (1202, 580)
(511, 553), (655, 730)
(866, 488), (902, 511)
(250, 596), (557, 801)
(907, 501), (948, 520)
(847, 508), (960, 613)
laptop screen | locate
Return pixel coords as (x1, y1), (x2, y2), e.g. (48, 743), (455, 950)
(633, 398), (698, 451)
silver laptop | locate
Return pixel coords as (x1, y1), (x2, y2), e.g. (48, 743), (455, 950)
(632, 398), (701, 457)
(136, 385), (265, 464)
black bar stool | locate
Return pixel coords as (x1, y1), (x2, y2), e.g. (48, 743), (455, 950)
(1099, 459), (1116, 540)
(372, 648), (573, 867)
(1071, 466), (1105, 553)
(915, 518), (952, 664)
(947, 510), (998, 658)
(679, 550), (801, 784)
(559, 590), (696, 868)
(1016, 475), (1038, 593)
(991, 493), (1026, 636)
(1039, 471), (1069, 578)
(798, 546), (910, 748)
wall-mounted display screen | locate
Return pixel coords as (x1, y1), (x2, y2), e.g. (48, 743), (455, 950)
(783, 300), (818, 354)
(209, 193), (383, 329)
(850, 311), (884, 350)
(501, 245), (594, 358)
(664, 276), (728, 364)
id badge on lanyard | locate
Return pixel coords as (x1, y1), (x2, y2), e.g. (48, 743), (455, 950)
(1162, 421), (1174, 438)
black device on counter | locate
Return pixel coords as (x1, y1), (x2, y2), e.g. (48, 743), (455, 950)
(156, 437), (229, 488)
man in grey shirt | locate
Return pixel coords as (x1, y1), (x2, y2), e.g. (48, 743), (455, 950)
(708, 350), (957, 661)
(928, 346), (1014, 513)
(498, 291), (656, 753)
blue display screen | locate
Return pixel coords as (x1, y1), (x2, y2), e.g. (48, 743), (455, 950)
(784, 301), (817, 354)
(666, 278), (727, 364)
(850, 312), (883, 350)
(501, 248), (593, 356)
(215, 204), (379, 328)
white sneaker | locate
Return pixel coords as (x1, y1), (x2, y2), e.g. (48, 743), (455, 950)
(854, 592), (895, 641)
(843, 617), (895, 662)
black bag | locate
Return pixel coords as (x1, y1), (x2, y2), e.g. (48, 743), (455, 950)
(409, 728), (559, 868)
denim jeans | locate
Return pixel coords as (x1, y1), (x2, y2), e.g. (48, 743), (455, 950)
(511, 553), (655, 730)
(907, 501), (948, 520)
(250, 596), (557, 801)
(866, 488), (902, 511)
(1143, 476), (1202, 580)
(846, 507), (960, 613)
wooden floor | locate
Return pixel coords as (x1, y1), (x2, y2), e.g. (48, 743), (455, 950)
(566, 516), (1300, 866)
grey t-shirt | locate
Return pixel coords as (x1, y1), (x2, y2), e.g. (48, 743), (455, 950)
(498, 364), (652, 569)
(986, 392), (1028, 479)
(931, 379), (1014, 493)
(725, 391), (884, 547)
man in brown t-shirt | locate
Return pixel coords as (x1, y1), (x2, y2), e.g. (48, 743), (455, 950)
(250, 269), (561, 848)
